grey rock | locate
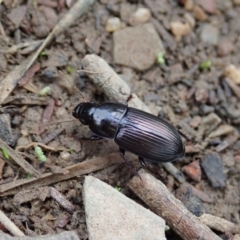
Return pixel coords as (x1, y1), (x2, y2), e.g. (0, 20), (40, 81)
(200, 24), (219, 45)
(83, 176), (166, 240)
(113, 23), (165, 71)
(201, 152), (226, 188)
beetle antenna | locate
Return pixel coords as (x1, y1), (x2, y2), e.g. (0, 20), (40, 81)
(58, 70), (86, 102)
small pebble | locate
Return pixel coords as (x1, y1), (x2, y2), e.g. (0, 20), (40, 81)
(183, 0), (194, 10)
(3, 166), (14, 178)
(195, 88), (208, 104)
(201, 152), (226, 188)
(170, 21), (191, 40)
(224, 65), (240, 85)
(192, 5), (207, 21)
(105, 17), (121, 32)
(208, 125), (234, 138)
(199, 105), (215, 115)
(199, 0), (216, 13)
(60, 151), (71, 161)
(218, 39), (234, 56)
(175, 184), (206, 216)
(184, 13), (195, 28)
(202, 112), (221, 126)
(41, 67), (59, 83)
(200, 24), (219, 45)
(190, 116), (202, 128)
(182, 160), (202, 182)
(21, 129), (29, 137)
(234, 155), (240, 164)
(129, 8), (151, 25)
(222, 152), (235, 167)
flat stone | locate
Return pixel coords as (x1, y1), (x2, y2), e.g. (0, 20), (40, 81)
(113, 23), (165, 71)
(201, 152), (226, 188)
(200, 24), (219, 45)
(83, 176), (166, 240)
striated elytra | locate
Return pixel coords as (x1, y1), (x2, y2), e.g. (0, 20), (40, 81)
(72, 102), (185, 169)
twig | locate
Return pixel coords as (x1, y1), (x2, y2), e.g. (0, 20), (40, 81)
(82, 54), (151, 113)
(0, 138), (40, 177)
(0, 152), (136, 196)
(0, 0), (97, 104)
(0, 209), (25, 236)
(199, 214), (239, 234)
(128, 169), (221, 240)
(81, 54), (185, 181)
(18, 63), (40, 86)
(0, 40), (44, 54)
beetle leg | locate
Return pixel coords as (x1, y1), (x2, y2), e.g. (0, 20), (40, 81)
(138, 157), (147, 168)
(119, 147), (139, 176)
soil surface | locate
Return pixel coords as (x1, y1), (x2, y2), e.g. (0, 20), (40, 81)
(0, 0), (239, 239)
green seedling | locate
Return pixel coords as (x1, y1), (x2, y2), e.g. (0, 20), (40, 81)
(199, 60), (211, 70)
(39, 50), (47, 56)
(165, 225), (170, 231)
(35, 146), (47, 162)
(115, 187), (121, 191)
(26, 173), (33, 179)
(67, 65), (74, 74)
(156, 52), (165, 65)
(69, 147), (74, 154)
(2, 147), (10, 160)
(39, 86), (51, 96)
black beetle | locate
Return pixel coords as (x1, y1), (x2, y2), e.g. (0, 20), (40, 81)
(72, 102), (185, 170)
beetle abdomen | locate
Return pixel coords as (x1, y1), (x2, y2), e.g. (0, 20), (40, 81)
(115, 108), (185, 162)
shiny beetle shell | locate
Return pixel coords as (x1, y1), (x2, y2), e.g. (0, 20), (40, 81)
(73, 102), (185, 163)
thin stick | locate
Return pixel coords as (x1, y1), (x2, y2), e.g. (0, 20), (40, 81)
(0, 152), (136, 196)
(82, 54), (151, 112)
(128, 169), (221, 240)
(0, 209), (25, 236)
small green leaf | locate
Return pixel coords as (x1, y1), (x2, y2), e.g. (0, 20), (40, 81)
(40, 50), (47, 56)
(26, 173), (33, 179)
(165, 225), (170, 231)
(199, 60), (211, 70)
(67, 65), (74, 74)
(35, 146), (47, 162)
(156, 52), (165, 65)
(2, 147), (10, 160)
(39, 86), (51, 96)
(68, 147), (74, 153)
(39, 155), (47, 162)
(115, 187), (121, 191)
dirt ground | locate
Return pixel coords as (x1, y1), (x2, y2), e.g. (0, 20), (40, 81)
(0, 0), (239, 239)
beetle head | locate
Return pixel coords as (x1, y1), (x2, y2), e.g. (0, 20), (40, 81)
(72, 102), (96, 125)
